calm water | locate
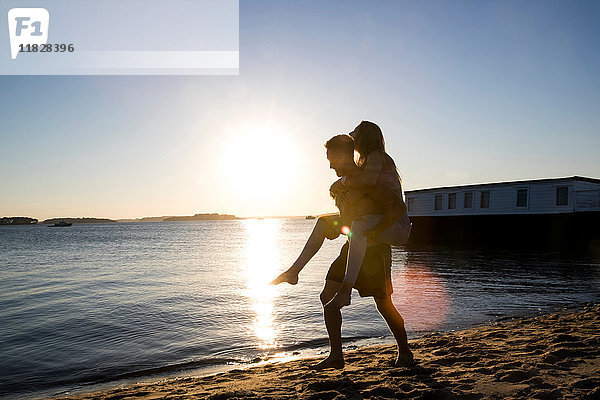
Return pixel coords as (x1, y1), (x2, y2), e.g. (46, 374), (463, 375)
(1, 219), (599, 399)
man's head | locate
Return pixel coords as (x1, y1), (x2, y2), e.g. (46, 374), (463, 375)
(325, 134), (355, 176)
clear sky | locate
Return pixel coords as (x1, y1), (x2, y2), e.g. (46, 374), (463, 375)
(1, 0), (599, 220)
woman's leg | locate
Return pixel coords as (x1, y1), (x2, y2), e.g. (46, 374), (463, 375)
(325, 216), (380, 307)
(335, 215), (410, 291)
(344, 217), (376, 284)
(360, 184), (409, 246)
(271, 216), (340, 285)
(375, 218), (412, 247)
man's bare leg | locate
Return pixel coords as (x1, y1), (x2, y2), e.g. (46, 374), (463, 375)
(271, 216), (339, 285)
(310, 280), (345, 370)
(374, 295), (414, 367)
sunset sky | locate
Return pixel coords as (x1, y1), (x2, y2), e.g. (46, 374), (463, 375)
(1, 1), (599, 220)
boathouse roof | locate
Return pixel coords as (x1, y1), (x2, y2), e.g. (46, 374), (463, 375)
(405, 176), (600, 194)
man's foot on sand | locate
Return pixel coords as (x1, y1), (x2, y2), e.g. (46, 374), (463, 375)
(270, 268), (299, 285)
(394, 351), (415, 367)
(309, 356), (345, 370)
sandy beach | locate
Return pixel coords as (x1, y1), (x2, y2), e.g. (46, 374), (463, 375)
(53, 303), (600, 400)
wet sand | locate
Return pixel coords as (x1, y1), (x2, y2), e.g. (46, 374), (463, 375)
(54, 303), (600, 400)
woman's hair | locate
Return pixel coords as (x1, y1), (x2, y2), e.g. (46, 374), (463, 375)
(352, 121), (385, 165)
(352, 120), (402, 183)
(352, 121), (394, 166)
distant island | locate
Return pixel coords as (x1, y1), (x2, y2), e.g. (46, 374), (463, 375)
(42, 217), (118, 224)
(164, 213), (239, 221)
(117, 213), (239, 222)
(116, 216), (172, 223)
(1, 213), (296, 225)
(0, 217), (38, 225)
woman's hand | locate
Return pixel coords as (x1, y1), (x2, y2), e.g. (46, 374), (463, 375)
(324, 282), (353, 309)
(329, 179), (346, 196)
(334, 191), (350, 206)
(330, 179), (351, 205)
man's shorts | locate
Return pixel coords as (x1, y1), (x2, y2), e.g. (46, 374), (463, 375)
(326, 241), (393, 298)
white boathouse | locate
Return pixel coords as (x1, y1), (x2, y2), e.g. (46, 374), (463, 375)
(403, 176), (600, 248)
(405, 176), (600, 216)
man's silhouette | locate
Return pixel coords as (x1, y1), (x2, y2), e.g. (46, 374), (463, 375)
(272, 135), (414, 369)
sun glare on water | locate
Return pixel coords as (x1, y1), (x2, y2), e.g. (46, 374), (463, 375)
(242, 219), (282, 349)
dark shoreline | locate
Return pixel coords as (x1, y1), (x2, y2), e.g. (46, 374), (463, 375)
(3, 301), (591, 400)
(45, 302), (600, 400)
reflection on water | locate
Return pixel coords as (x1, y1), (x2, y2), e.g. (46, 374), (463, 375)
(392, 245), (600, 332)
(242, 219), (281, 349)
(391, 262), (451, 332)
(1, 221), (599, 399)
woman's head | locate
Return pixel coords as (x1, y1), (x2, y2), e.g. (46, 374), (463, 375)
(349, 121), (385, 166)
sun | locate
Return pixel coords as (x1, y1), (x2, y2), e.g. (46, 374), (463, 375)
(221, 123), (301, 214)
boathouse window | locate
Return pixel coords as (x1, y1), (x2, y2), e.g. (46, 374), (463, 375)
(434, 194), (443, 210)
(516, 189), (528, 207)
(556, 186), (568, 206)
(480, 191), (490, 208)
(407, 197), (414, 212)
(464, 192), (473, 208)
(448, 193), (457, 209)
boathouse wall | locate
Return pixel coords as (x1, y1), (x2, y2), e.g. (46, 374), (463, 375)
(405, 177), (600, 217)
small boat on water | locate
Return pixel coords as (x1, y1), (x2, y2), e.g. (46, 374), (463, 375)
(48, 221), (72, 227)
(305, 215), (316, 220)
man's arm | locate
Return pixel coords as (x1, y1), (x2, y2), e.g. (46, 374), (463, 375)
(330, 187), (354, 228)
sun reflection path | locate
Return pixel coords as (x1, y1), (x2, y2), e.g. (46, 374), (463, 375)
(242, 219), (282, 349)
